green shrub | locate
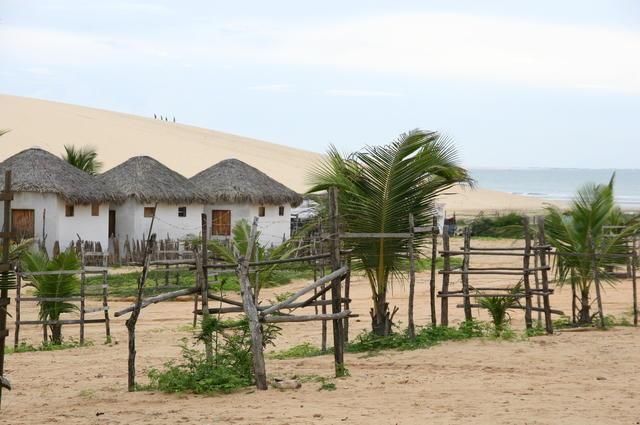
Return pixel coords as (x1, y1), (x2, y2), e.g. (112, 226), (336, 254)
(468, 212), (525, 238)
(145, 318), (280, 394)
(269, 342), (324, 359)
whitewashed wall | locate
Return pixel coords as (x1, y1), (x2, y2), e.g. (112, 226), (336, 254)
(56, 198), (109, 251)
(0, 192), (110, 254)
(205, 202), (291, 246)
(111, 199), (203, 241)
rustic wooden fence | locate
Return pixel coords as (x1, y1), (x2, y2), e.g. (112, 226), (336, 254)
(0, 170), (14, 407)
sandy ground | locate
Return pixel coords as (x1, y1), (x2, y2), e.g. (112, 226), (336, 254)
(2, 238), (640, 424)
(0, 93), (557, 215)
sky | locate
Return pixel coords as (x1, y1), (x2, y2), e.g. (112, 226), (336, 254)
(1, 0), (639, 169)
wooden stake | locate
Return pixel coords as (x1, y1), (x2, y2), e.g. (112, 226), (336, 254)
(590, 234), (605, 328)
(237, 217), (267, 390)
(328, 187), (345, 376)
(461, 227), (472, 321)
(536, 219), (553, 334)
(440, 225), (450, 326)
(14, 272), (21, 349)
(0, 171), (12, 408)
(429, 216), (438, 327)
(632, 236), (638, 327)
(344, 255), (351, 344)
(199, 214), (213, 359)
(522, 217), (533, 329)
(125, 203), (158, 392)
(407, 213), (416, 339)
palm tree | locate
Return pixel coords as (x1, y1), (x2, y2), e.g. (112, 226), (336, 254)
(22, 250), (80, 343)
(61, 145), (103, 175)
(478, 283), (522, 335)
(544, 176), (639, 325)
(308, 130), (471, 335)
(208, 219), (301, 299)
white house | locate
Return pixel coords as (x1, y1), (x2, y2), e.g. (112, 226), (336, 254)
(0, 148), (120, 254)
(98, 156), (207, 243)
(190, 159), (302, 246)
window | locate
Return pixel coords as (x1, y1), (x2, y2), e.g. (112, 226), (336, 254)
(278, 206), (285, 216)
(178, 206), (187, 217)
(91, 203), (100, 216)
(65, 204), (74, 217)
(212, 210), (231, 236)
(144, 207), (156, 218)
(258, 206), (266, 217)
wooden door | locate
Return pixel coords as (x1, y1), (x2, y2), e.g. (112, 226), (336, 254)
(108, 210), (116, 237)
(11, 209), (35, 240)
(211, 210), (231, 236)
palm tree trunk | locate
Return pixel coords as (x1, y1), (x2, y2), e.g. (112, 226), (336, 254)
(578, 288), (591, 325)
(371, 293), (394, 336)
(49, 324), (63, 344)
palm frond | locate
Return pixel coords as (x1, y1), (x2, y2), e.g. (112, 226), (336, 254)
(62, 145), (103, 175)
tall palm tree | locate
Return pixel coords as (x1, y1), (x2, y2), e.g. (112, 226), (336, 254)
(308, 130), (471, 335)
(545, 176), (639, 324)
(62, 145), (103, 175)
(22, 250), (80, 343)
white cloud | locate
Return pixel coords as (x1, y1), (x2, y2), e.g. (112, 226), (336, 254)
(324, 89), (401, 97)
(3, 12), (639, 93)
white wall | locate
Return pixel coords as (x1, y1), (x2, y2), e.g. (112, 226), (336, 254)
(205, 202), (291, 246)
(56, 198), (109, 251)
(0, 192), (110, 254)
(111, 198), (203, 242)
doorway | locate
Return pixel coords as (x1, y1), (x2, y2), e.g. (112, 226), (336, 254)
(11, 209), (35, 241)
(108, 210), (116, 237)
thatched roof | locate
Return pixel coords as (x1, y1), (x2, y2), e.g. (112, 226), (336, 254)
(191, 159), (303, 206)
(0, 148), (122, 204)
(99, 156), (207, 204)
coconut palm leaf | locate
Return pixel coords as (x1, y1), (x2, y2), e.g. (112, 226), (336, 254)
(478, 283), (522, 332)
(22, 250), (80, 322)
(62, 145), (103, 175)
(544, 175), (640, 324)
(307, 129), (470, 333)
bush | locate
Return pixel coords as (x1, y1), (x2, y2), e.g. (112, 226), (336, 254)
(468, 212), (525, 238)
(145, 317), (280, 394)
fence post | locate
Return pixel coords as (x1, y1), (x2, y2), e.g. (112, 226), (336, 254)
(328, 187), (345, 376)
(461, 227), (472, 321)
(536, 218), (553, 334)
(633, 235), (638, 327)
(199, 213), (212, 360)
(407, 214), (416, 338)
(429, 216), (438, 327)
(14, 271), (21, 349)
(522, 217), (533, 329)
(440, 225), (450, 326)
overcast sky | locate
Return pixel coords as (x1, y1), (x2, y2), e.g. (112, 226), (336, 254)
(1, 1), (639, 168)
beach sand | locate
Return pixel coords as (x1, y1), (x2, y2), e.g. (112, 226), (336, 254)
(0, 94), (558, 216)
(2, 237), (639, 425)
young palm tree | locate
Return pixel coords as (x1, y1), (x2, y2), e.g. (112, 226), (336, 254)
(22, 250), (80, 343)
(478, 283), (522, 335)
(545, 176), (639, 325)
(308, 130), (471, 335)
(61, 145), (103, 175)
(208, 219), (302, 299)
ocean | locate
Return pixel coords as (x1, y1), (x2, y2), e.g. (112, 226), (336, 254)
(469, 168), (640, 210)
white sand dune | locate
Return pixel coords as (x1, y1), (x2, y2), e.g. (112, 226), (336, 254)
(0, 94), (556, 215)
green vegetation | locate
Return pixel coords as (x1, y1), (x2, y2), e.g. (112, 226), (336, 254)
(465, 212), (525, 238)
(545, 175), (640, 325)
(143, 318), (280, 394)
(86, 266), (313, 299)
(477, 283), (523, 335)
(268, 342), (324, 359)
(61, 145), (103, 175)
(5, 338), (91, 354)
(21, 250), (81, 344)
(308, 129), (471, 335)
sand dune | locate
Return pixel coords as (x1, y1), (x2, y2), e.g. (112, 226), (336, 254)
(0, 94), (555, 215)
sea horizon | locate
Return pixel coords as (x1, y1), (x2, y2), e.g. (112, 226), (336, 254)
(469, 168), (640, 209)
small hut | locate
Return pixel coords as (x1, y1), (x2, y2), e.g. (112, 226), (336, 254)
(99, 156), (206, 243)
(0, 148), (121, 254)
(190, 159), (302, 245)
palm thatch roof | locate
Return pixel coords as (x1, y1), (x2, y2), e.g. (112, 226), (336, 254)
(99, 156), (207, 204)
(0, 148), (122, 204)
(191, 159), (303, 206)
